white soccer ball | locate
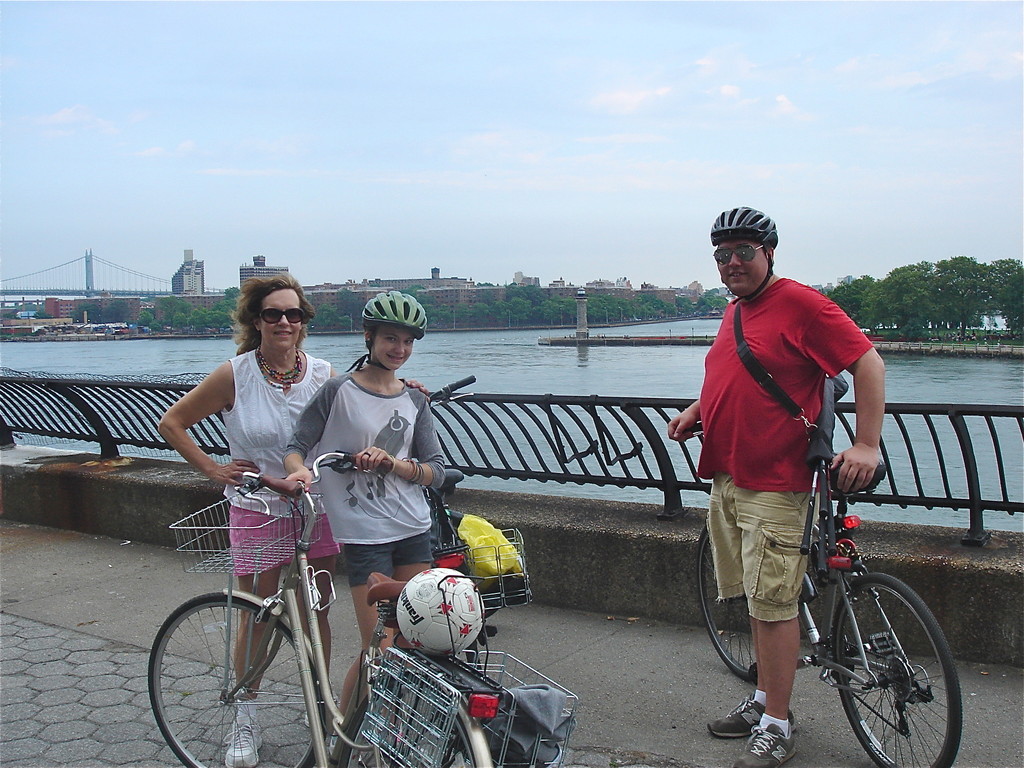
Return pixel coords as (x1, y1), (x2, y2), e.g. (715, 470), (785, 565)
(397, 568), (484, 655)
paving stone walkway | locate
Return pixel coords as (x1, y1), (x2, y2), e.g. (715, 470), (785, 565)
(0, 613), (681, 768)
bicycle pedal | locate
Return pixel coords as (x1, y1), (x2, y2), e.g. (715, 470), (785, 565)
(867, 632), (896, 656)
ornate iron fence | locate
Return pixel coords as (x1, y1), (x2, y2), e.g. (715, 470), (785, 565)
(2, 369), (1020, 545)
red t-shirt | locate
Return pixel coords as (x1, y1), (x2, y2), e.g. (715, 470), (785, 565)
(697, 278), (874, 491)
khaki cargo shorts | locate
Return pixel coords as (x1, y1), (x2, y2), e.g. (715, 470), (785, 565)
(708, 473), (809, 622)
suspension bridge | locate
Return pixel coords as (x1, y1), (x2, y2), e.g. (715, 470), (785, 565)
(1, 250), (173, 297)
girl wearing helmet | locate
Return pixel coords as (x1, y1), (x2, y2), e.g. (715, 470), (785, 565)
(283, 290), (444, 709)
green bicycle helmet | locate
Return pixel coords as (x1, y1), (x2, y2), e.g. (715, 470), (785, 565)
(361, 291), (427, 339)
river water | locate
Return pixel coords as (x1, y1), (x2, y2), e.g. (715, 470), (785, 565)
(3, 319), (1022, 531)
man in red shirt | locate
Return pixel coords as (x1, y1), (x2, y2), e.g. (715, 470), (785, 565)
(669, 207), (885, 768)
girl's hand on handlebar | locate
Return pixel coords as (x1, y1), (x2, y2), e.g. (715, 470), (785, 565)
(354, 446), (395, 475)
(284, 466), (314, 489)
(210, 459), (261, 486)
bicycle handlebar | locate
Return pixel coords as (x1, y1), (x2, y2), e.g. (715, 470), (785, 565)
(429, 375), (476, 404)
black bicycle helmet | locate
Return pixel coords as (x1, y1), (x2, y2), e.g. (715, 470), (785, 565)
(710, 207), (779, 249)
(361, 291), (427, 339)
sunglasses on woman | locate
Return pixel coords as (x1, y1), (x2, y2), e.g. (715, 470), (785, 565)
(713, 244), (764, 265)
(259, 307), (305, 324)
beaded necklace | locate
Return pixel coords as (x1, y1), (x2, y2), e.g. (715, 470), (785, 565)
(256, 348), (303, 392)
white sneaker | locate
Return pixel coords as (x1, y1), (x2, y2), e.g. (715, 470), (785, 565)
(225, 705), (262, 768)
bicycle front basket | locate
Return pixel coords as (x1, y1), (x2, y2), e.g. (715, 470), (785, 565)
(170, 498), (320, 574)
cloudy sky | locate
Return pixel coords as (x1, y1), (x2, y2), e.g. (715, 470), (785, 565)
(2, 1), (1021, 294)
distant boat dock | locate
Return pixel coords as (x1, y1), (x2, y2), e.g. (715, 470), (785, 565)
(539, 334), (714, 347)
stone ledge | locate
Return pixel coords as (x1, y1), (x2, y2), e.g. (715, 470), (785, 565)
(2, 446), (1021, 666)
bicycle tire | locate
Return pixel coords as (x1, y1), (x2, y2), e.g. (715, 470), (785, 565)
(831, 572), (962, 768)
(149, 592), (317, 768)
(696, 525), (757, 683)
(336, 698), (481, 768)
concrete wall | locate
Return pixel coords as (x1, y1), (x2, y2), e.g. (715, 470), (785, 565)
(3, 446), (1021, 666)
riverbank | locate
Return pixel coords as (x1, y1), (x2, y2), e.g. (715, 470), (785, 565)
(538, 334), (1024, 358)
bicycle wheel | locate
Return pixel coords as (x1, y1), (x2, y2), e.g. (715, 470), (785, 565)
(149, 593), (316, 768)
(831, 572), (962, 768)
(696, 526), (756, 682)
(336, 698), (481, 768)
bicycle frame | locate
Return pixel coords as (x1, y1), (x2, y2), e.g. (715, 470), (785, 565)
(798, 459), (898, 691)
(215, 474), (355, 768)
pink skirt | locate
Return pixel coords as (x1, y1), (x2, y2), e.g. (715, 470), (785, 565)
(228, 505), (340, 575)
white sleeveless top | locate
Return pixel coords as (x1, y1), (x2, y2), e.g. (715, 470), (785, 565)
(222, 350), (332, 515)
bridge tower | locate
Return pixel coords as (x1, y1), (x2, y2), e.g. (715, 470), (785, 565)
(85, 249), (95, 296)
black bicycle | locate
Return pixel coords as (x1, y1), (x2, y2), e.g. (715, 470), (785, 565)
(696, 378), (963, 768)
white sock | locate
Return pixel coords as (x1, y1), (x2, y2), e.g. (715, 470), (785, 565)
(752, 689), (767, 706)
(236, 702), (258, 725)
(760, 712), (791, 738)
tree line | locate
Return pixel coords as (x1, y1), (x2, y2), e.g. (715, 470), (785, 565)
(13, 255), (1020, 341)
(825, 257), (1022, 340)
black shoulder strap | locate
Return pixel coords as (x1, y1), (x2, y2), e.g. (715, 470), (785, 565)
(732, 303), (804, 420)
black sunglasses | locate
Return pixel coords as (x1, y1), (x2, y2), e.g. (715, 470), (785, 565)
(259, 307), (305, 324)
(713, 244), (764, 265)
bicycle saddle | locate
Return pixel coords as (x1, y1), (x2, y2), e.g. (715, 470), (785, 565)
(366, 572), (406, 606)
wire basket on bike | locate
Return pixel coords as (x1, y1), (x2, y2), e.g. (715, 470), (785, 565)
(465, 528), (532, 611)
(362, 647), (577, 768)
(473, 650), (578, 768)
(170, 497), (322, 574)
(361, 647), (466, 768)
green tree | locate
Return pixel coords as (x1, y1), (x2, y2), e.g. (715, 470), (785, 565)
(934, 256), (990, 338)
(827, 276), (877, 329)
(695, 291), (728, 314)
(137, 309), (156, 328)
(867, 262), (936, 340)
(987, 259), (1024, 336)
(312, 305), (342, 330)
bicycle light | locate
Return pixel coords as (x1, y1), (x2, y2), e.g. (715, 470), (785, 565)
(434, 553), (466, 569)
(467, 692), (501, 719)
(842, 515), (861, 530)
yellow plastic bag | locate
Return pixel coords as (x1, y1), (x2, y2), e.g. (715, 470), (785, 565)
(457, 514), (523, 580)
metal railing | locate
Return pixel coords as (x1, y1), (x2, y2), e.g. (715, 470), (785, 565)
(2, 369), (1020, 546)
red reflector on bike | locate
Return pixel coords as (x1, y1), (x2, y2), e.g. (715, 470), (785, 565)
(828, 556), (853, 571)
(467, 693), (501, 719)
(435, 553), (465, 569)
(843, 515), (861, 529)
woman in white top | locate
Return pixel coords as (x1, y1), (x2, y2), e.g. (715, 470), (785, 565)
(159, 275), (340, 768)
(284, 291), (445, 710)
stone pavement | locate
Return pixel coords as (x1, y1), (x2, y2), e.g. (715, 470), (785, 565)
(1, 521), (1022, 768)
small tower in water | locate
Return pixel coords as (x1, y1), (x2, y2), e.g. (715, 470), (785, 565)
(575, 288), (589, 340)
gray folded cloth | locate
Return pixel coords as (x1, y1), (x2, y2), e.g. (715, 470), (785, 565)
(487, 684), (571, 766)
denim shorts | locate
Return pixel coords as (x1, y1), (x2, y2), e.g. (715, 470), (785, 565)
(708, 474), (809, 622)
(341, 530), (433, 587)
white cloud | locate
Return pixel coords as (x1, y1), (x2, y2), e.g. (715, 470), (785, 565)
(34, 105), (116, 136)
(773, 94), (813, 120)
(590, 86), (671, 115)
(719, 85), (742, 99)
(576, 134), (668, 145)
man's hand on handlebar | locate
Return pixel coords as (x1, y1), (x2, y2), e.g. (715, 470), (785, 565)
(831, 443), (880, 494)
(667, 411), (702, 442)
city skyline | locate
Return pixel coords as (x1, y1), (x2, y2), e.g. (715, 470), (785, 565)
(3, 2), (1021, 294)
